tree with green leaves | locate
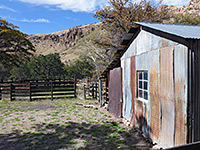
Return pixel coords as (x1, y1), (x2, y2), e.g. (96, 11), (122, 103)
(0, 18), (35, 68)
(10, 63), (31, 81)
(0, 65), (10, 80)
(64, 58), (94, 79)
(28, 53), (64, 80)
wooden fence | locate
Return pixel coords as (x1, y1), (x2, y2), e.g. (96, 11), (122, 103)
(76, 79), (100, 100)
(0, 79), (76, 101)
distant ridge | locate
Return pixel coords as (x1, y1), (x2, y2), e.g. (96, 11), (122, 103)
(28, 0), (200, 64)
(27, 23), (100, 64)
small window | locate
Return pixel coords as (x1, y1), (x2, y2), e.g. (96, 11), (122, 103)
(137, 71), (148, 100)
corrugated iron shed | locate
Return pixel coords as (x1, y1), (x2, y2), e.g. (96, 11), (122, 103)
(101, 22), (200, 77)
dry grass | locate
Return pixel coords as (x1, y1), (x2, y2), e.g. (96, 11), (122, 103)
(0, 98), (152, 150)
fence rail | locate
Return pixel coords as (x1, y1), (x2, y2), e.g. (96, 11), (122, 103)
(76, 79), (100, 100)
(0, 79), (76, 101)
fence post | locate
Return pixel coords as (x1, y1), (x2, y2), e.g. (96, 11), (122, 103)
(51, 80), (53, 101)
(91, 84), (94, 99)
(74, 77), (77, 98)
(83, 85), (86, 99)
(29, 82), (32, 101)
(95, 82), (98, 100)
(99, 79), (102, 107)
(10, 83), (13, 101)
(0, 80), (2, 100)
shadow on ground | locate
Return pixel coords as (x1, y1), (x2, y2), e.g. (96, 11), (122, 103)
(0, 121), (152, 150)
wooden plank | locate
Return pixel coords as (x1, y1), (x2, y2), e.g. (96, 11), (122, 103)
(12, 94), (29, 97)
(51, 80), (53, 101)
(12, 83), (29, 86)
(53, 88), (75, 92)
(52, 92), (74, 96)
(31, 93), (51, 97)
(14, 87), (30, 90)
(30, 88), (51, 92)
(1, 91), (10, 94)
(53, 85), (74, 88)
(74, 78), (76, 98)
(12, 89), (30, 92)
(10, 83), (13, 101)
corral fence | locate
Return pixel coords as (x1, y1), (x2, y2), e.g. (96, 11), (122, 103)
(76, 77), (108, 107)
(76, 79), (101, 100)
(0, 79), (76, 101)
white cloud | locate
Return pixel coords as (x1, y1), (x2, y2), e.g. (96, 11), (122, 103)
(20, 18), (50, 23)
(2, 16), (50, 23)
(16, 0), (191, 12)
(0, 5), (17, 12)
(17, 0), (109, 12)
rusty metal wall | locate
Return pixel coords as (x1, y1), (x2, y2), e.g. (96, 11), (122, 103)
(174, 45), (188, 146)
(120, 29), (189, 148)
(130, 56), (136, 125)
(135, 99), (148, 131)
(135, 52), (150, 135)
(121, 58), (132, 121)
(160, 46), (175, 148)
(108, 67), (123, 118)
(149, 50), (160, 142)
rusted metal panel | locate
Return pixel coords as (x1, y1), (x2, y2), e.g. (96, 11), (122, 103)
(108, 67), (122, 118)
(149, 50), (160, 142)
(160, 46), (175, 148)
(135, 99), (147, 131)
(135, 53), (150, 135)
(121, 30), (181, 61)
(174, 45), (188, 146)
(121, 58), (132, 121)
(130, 56), (136, 125)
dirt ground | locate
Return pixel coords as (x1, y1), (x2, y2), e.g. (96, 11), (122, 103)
(0, 98), (152, 150)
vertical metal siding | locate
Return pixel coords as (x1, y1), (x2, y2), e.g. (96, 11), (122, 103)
(149, 50), (161, 142)
(120, 29), (190, 148)
(174, 45), (188, 146)
(160, 46), (175, 148)
(188, 39), (200, 143)
(108, 67), (123, 118)
(122, 58), (132, 121)
(135, 53), (150, 135)
(130, 56), (136, 125)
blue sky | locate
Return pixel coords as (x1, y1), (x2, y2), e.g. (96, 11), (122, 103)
(0, 0), (190, 35)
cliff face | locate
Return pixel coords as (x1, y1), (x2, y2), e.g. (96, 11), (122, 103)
(188, 0), (200, 8)
(158, 0), (200, 15)
(27, 23), (99, 63)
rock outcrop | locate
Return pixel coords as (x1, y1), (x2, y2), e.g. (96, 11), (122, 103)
(158, 0), (200, 15)
(27, 23), (99, 63)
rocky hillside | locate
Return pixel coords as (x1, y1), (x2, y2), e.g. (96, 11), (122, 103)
(27, 23), (100, 64)
(28, 0), (199, 64)
(158, 0), (200, 15)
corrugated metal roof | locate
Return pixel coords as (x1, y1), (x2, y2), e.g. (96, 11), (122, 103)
(100, 22), (200, 77)
(135, 22), (200, 39)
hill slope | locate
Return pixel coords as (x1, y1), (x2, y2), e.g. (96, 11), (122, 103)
(28, 0), (199, 64)
(27, 23), (100, 64)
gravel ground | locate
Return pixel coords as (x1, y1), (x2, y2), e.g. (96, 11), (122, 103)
(0, 98), (152, 150)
